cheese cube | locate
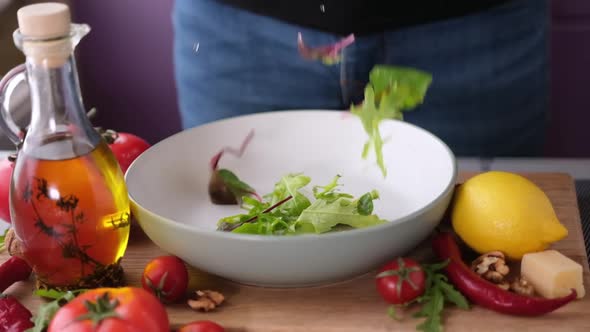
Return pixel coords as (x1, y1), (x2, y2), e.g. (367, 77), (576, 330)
(521, 250), (585, 299)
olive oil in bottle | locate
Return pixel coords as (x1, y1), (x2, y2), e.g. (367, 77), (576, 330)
(0, 3), (131, 289)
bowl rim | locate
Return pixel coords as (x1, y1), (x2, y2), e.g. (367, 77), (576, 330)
(125, 109), (458, 242)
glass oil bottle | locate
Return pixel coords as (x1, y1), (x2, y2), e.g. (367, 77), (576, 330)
(0, 3), (130, 289)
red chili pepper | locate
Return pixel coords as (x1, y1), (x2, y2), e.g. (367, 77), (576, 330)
(431, 232), (576, 316)
(0, 294), (33, 332)
(0, 257), (32, 293)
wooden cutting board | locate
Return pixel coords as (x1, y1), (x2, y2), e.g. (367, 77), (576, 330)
(3, 172), (590, 332)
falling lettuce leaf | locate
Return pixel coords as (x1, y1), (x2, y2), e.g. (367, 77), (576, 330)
(350, 65), (433, 178)
(296, 30), (433, 178)
(369, 66), (433, 109)
(217, 174), (386, 235)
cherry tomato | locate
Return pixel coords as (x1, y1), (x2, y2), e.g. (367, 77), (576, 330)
(375, 257), (426, 305)
(105, 131), (150, 174)
(0, 158), (14, 224)
(48, 287), (169, 332)
(142, 255), (189, 303)
(178, 320), (225, 332)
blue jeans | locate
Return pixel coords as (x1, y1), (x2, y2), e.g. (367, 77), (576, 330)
(172, 0), (549, 157)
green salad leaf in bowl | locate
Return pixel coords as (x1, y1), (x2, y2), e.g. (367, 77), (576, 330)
(217, 174), (386, 235)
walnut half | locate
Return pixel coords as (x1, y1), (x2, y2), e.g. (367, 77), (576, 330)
(471, 251), (510, 284)
(188, 290), (225, 312)
(5, 228), (24, 258)
(510, 277), (535, 296)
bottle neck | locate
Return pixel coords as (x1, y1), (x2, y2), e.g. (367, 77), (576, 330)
(23, 54), (100, 159)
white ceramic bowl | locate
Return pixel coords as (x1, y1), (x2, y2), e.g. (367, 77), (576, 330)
(126, 110), (457, 287)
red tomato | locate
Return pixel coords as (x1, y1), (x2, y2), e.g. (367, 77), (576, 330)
(47, 287), (169, 332)
(142, 255), (189, 303)
(178, 320), (225, 332)
(375, 257), (426, 305)
(0, 158), (14, 224)
(106, 131), (150, 174)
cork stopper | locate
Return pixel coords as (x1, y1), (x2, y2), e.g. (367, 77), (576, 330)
(17, 2), (71, 39)
(16, 3), (74, 68)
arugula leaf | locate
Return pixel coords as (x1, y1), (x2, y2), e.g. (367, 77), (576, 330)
(404, 261), (469, 332)
(241, 196), (270, 213)
(218, 174), (309, 234)
(264, 173), (311, 218)
(217, 196), (270, 231)
(27, 290), (82, 332)
(232, 214), (290, 235)
(217, 174), (385, 235)
(357, 191), (378, 215)
(423, 259), (449, 273)
(294, 194), (385, 234)
(312, 175), (354, 203)
(416, 287), (444, 332)
(350, 65), (432, 178)
(232, 222), (267, 235)
(34, 288), (86, 300)
(217, 194), (295, 234)
(439, 281), (469, 310)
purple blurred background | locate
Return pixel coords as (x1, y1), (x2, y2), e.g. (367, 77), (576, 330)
(71, 1), (181, 145)
(546, 0), (590, 157)
(65, 1), (589, 156)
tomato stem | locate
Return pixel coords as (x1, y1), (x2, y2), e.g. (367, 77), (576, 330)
(144, 272), (173, 302)
(96, 128), (119, 144)
(376, 257), (423, 295)
(75, 292), (120, 327)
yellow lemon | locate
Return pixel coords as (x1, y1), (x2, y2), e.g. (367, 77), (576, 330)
(451, 171), (568, 260)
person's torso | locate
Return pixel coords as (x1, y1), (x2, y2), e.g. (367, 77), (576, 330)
(218, 0), (513, 35)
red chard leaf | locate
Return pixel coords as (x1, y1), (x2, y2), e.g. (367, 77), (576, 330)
(210, 129), (255, 171)
(297, 32), (355, 65)
(208, 130), (259, 205)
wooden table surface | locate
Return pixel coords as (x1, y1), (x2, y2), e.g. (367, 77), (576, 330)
(2, 172), (590, 331)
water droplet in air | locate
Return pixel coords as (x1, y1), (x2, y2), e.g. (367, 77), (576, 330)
(193, 42), (200, 54)
(320, 3), (326, 13)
